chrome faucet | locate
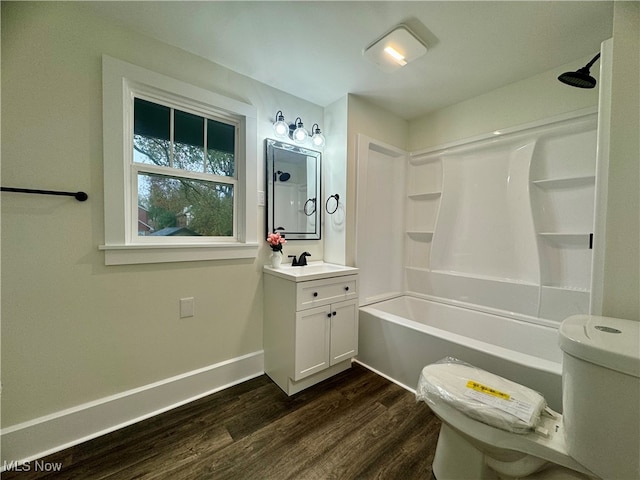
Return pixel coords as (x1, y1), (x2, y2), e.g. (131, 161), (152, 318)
(288, 252), (311, 266)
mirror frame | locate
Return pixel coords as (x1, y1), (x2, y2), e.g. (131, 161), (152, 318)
(266, 139), (322, 240)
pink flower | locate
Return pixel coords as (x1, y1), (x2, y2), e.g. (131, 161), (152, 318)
(267, 232), (286, 251)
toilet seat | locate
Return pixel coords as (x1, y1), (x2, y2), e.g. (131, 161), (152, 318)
(417, 361), (547, 433)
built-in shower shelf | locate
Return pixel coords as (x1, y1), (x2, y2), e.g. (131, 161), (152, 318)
(532, 175), (595, 188)
(406, 230), (434, 239)
(541, 284), (590, 293)
(407, 191), (441, 200)
(537, 232), (592, 246)
(538, 232), (591, 236)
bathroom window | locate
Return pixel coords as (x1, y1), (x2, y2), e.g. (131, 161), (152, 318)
(101, 55), (258, 265)
(133, 98), (236, 238)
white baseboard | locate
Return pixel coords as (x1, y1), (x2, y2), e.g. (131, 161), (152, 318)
(1, 351), (264, 467)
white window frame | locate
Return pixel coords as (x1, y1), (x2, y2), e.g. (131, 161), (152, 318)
(100, 55), (258, 265)
(131, 92), (239, 243)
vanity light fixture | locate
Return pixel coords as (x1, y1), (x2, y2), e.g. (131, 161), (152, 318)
(363, 24), (427, 73)
(311, 124), (326, 148)
(273, 111), (325, 148)
(273, 110), (289, 138)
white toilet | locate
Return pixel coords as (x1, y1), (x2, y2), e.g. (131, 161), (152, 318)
(416, 314), (640, 480)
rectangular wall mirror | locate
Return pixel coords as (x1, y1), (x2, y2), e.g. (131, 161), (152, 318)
(266, 139), (321, 240)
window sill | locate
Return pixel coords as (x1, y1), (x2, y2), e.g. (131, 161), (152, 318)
(99, 242), (259, 265)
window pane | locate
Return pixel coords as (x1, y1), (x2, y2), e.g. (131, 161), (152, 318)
(207, 119), (235, 154)
(134, 98), (170, 139)
(207, 119), (235, 177)
(207, 150), (235, 177)
(134, 98), (171, 166)
(174, 109), (204, 173)
(137, 172), (233, 237)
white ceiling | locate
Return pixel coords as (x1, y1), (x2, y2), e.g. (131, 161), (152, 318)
(84, 1), (614, 120)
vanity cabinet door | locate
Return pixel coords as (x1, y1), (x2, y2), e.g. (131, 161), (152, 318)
(294, 305), (331, 381)
(329, 299), (358, 366)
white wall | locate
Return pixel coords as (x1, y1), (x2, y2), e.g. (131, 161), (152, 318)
(601, 2), (639, 320)
(0, 1), (323, 433)
(323, 96), (348, 265)
(346, 95), (409, 265)
(408, 54), (601, 151)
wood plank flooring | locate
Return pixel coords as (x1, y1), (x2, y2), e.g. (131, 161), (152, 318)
(3, 364), (441, 480)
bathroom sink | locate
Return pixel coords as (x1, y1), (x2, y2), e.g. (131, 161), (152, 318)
(264, 261), (358, 282)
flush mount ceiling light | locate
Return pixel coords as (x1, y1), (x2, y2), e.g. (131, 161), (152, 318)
(363, 25), (427, 73)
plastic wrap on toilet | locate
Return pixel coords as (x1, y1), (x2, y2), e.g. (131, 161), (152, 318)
(416, 357), (547, 434)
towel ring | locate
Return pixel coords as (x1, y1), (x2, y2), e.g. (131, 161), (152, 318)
(325, 194), (339, 215)
(303, 198), (316, 216)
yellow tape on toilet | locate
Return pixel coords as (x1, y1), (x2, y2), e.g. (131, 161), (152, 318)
(466, 380), (510, 400)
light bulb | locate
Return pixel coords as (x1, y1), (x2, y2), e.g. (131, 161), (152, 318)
(383, 46), (407, 66)
(311, 124), (325, 148)
(292, 118), (308, 144)
(273, 111), (288, 138)
(274, 121), (288, 137)
(312, 134), (325, 148)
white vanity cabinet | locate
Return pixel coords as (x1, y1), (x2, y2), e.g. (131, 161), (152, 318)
(263, 264), (359, 395)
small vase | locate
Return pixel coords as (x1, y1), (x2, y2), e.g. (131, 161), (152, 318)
(270, 251), (283, 268)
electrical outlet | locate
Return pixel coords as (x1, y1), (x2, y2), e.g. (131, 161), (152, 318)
(180, 297), (195, 318)
(258, 190), (265, 206)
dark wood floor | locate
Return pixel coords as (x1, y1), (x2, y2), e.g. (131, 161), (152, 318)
(3, 364), (441, 480)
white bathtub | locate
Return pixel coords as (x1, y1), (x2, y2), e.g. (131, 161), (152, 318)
(357, 295), (564, 411)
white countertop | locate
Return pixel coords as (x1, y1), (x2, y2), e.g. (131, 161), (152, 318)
(263, 261), (359, 282)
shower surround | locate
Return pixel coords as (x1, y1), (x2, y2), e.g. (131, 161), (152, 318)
(355, 108), (605, 400)
(405, 110), (599, 321)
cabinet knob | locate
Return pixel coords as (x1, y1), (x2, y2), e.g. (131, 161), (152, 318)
(327, 313), (332, 318)
(332, 311), (337, 316)
(313, 292), (318, 297)
(344, 286), (349, 291)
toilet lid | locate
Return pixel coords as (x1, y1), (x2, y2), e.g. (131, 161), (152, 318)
(416, 358), (547, 434)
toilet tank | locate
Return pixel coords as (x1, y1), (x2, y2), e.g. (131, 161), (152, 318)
(559, 315), (640, 480)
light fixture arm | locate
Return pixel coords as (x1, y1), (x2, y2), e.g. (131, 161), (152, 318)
(290, 117), (304, 130)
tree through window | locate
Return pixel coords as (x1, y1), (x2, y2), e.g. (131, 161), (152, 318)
(133, 98), (237, 237)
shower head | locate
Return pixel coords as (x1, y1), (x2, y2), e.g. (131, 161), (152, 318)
(275, 170), (291, 182)
(558, 53), (600, 89)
